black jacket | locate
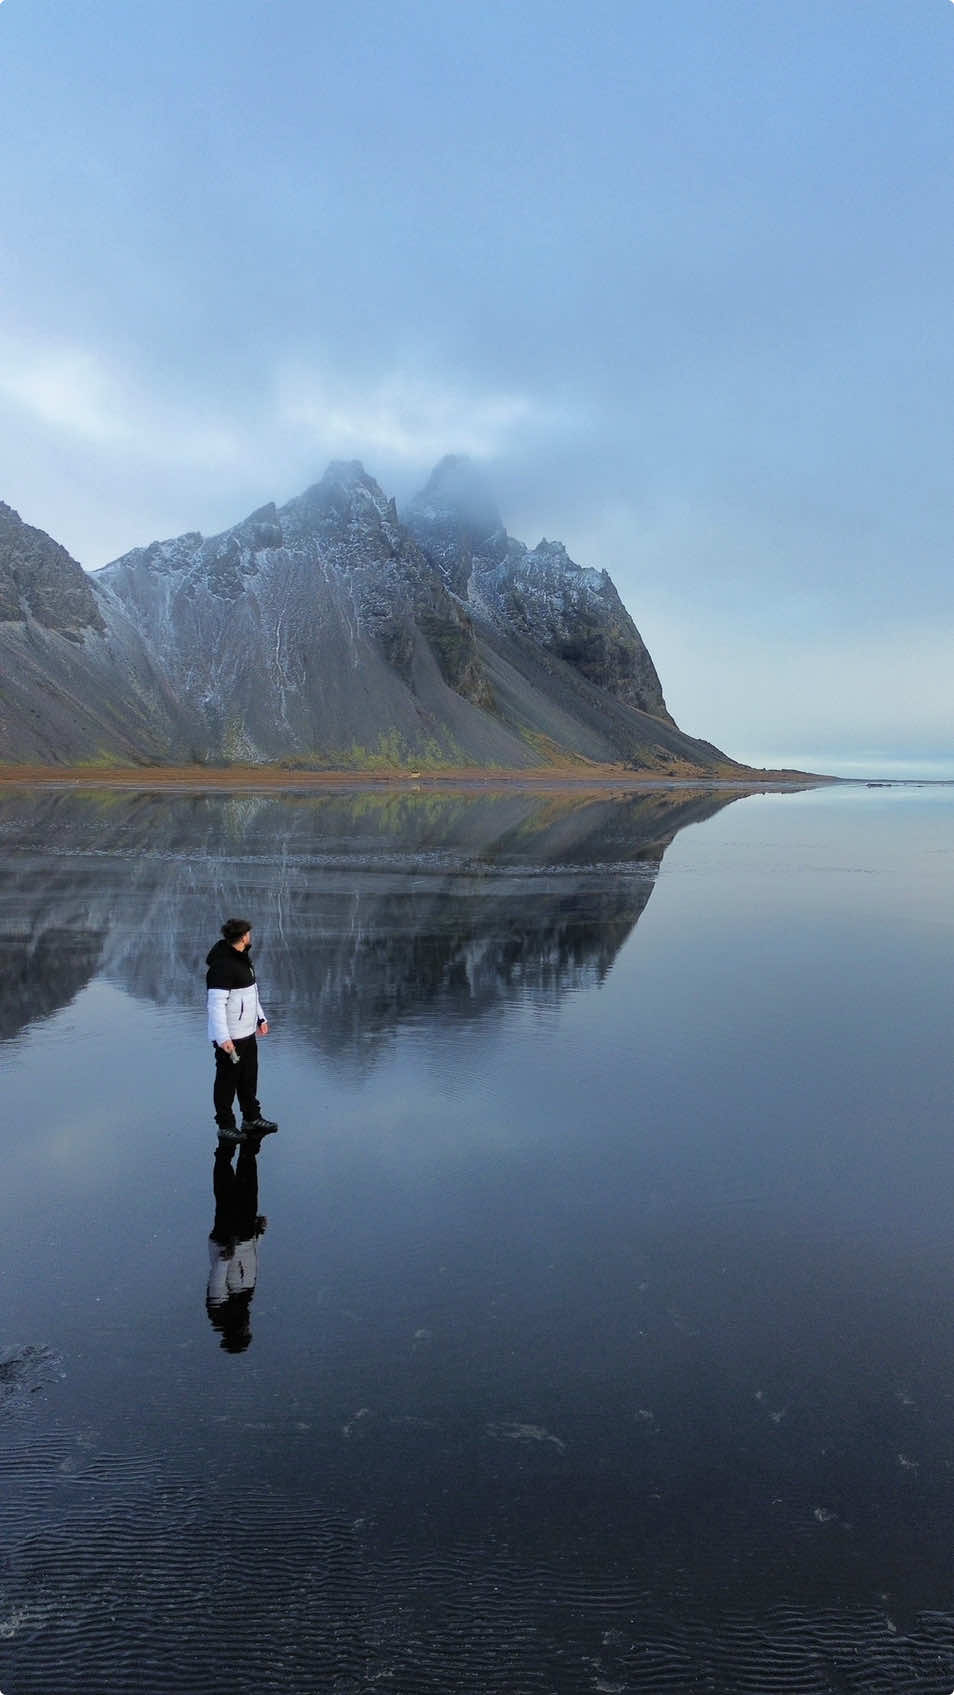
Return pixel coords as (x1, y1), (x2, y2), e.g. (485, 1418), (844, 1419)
(206, 939), (258, 993)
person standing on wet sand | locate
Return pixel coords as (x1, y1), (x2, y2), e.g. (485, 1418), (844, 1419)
(206, 918), (278, 1142)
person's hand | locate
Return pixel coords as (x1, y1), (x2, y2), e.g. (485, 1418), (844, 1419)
(219, 1040), (235, 1054)
(258, 1020), (269, 1036)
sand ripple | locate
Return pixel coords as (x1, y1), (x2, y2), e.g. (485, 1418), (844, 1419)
(2, 1432), (953, 1693)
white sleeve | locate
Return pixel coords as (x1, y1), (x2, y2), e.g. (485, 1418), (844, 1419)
(255, 986), (266, 1025)
(207, 1239), (230, 1306)
(207, 987), (230, 1045)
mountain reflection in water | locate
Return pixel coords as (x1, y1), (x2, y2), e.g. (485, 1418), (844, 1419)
(6, 783), (954, 1695)
(0, 785), (740, 1057)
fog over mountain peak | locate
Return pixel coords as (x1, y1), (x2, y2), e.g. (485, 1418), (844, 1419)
(407, 455), (504, 541)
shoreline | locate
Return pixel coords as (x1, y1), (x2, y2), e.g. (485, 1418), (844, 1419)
(0, 761), (833, 794)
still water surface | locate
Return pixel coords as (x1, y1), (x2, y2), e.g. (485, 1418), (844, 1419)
(1, 782), (953, 1693)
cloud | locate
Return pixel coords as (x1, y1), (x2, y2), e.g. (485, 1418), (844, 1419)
(0, 328), (574, 480)
(271, 361), (575, 474)
(0, 344), (118, 444)
(0, 326), (587, 566)
(0, 334), (243, 468)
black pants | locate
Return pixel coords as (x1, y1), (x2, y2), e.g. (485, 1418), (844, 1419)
(208, 1142), (262, 1351)
(213, 1034), (261, 1128)
(211, 1139), (260, 1242)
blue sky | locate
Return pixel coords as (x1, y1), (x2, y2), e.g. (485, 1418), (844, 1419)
(1, 0), (952, 773)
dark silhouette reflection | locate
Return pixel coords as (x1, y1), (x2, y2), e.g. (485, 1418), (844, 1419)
(0, 785), (769, 1058)
(206, 1140), (267, 1353)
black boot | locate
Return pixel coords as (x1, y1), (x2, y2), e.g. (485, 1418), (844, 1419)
(241, 1116), (278, 1134)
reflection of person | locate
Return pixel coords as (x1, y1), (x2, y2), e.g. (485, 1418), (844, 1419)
(206, 917), (278, 1141)
(206, 1139), (267, 1352)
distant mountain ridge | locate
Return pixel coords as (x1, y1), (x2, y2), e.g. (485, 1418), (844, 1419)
(0, 461), (741, 772)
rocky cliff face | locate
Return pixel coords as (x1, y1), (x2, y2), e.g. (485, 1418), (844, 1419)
(0, 462), (739, 771)
(405, 456), (671, 721)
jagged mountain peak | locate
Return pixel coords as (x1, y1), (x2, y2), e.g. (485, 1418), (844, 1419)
(303, 459), (383, 504)
(322, 458), (373, 488)
(285, 460), (398, 532)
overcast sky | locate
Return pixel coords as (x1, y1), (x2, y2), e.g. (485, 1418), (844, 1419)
(1, 0), (952, 774)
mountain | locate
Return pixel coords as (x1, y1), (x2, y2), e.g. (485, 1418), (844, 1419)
(0, 463), (741, 771)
